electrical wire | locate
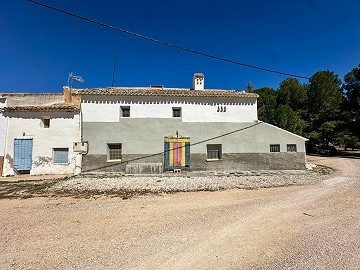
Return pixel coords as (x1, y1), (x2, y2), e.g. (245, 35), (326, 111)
(81, 122), (263, 172)
(26, 0), (310, 80)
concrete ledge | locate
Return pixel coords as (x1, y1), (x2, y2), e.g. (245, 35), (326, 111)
(125, 163), (163, 174)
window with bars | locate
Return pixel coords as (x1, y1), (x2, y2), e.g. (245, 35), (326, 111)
(287, 144), (297, 152)
(107, 143), (122, 161)
(270, 144), (280, 152)
(207, 144), (222, 160)
(172, 107), (181, 118)
(120, 106), (130, 117)
(53, 148), (69, 164)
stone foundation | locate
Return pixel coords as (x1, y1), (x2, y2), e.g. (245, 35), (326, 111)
(82, 152), (306, 173)
(125, 163), (163, 174)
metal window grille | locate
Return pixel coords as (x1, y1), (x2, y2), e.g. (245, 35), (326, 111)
(172, 107), (181, 117)
(207, 144), (222, 159)
(207, 150), (219, 159)
(287, 144), (297, 152)
(53, 148), (69, 164)
(121, 106), (130, 117)
(270, 144), (280, 152)
(108, 144), (122, 160)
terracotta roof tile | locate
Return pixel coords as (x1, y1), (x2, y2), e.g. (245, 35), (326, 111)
(72, 87), (258, 99)
(3, 103), (80, 112)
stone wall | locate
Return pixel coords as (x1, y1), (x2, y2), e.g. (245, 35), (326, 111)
(82, 152), (306, 173)
(82, 154), (163, 173)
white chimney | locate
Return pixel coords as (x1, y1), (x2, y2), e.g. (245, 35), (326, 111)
(192, 73), (204, 90)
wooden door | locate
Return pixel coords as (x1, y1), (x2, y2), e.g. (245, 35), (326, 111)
(173, 142), (182, 166)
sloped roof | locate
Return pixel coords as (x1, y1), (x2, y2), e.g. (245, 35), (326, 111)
(3, 103), (80, 112)
(72, 87), (259, 99)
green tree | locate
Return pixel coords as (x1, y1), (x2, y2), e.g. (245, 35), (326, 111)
(277, 78), (307, 113)
(343, 64), (360, 139)
(307, 70), (343, 145)
(273, 105), (305, 135)
(253, 87), (277, 123)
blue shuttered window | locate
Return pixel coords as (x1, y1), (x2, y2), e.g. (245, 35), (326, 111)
(53, 148), (69, 164)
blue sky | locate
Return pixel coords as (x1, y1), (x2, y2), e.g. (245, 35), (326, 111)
(1, 0), (359, 93)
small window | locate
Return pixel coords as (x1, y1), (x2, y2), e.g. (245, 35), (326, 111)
(207, 144), (222, 160)
(42, 117), (50, 128)
(270, 144), (280, 152)
(120, 106), (130, 117)
(172, 107), (181, 118)
(108, 143), (122, 161)
(287, 144), (297, 152)
(53, 148), (69, 164)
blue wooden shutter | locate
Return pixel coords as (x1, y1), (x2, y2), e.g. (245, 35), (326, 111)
(164, 141), (170, 170)
(185, 142), (190, 167)
(13, 138), (33, 170)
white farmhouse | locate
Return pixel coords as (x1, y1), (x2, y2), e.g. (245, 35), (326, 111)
(69, 73), (307, 174)
(1, 93), (81, 176)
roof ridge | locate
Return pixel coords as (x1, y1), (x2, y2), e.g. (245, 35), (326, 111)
(71, 87), (258, 98)
(4, 102), (80, 112)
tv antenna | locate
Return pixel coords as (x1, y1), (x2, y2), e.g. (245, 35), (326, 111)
(68, 72), (84, 88)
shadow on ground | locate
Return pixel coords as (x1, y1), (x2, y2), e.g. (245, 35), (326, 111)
(0, 179), (151, 200)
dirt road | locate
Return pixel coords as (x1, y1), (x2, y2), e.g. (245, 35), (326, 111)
(0, 156), (359, 269)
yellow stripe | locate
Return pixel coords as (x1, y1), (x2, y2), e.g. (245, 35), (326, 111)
(181, 142), (186, 166)
(165, 137), (190, 143)
(169, 142), (173, 166)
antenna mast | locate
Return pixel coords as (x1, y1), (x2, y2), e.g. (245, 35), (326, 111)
(68, 72), (84, 89)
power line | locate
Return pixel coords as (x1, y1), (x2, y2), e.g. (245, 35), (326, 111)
(82, 122), (263, 172)
(26, 0), (310, 80)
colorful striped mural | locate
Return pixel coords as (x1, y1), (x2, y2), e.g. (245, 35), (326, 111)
(164, 136), (190, 171)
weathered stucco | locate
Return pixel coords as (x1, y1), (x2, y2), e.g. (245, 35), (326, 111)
(82, 120), (306, 172)
(2, 111), (80, 176)
(83, 120), (306, 155)
(1, 93), (63, 107)
(81, 95), (258, 123)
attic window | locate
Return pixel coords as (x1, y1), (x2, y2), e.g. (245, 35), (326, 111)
(172, 107), (181, 118)
(41, 117), (50, 128)
(120, 106), (130, 117)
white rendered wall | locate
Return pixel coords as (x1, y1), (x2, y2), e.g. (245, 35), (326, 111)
(0, 98), (7, 156)
(81, 95), (258, 123)
(3, 111), (80, 176)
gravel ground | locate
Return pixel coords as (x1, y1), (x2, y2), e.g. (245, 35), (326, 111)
(0, 156), (359, 270)
(51, 165), (331, 195)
